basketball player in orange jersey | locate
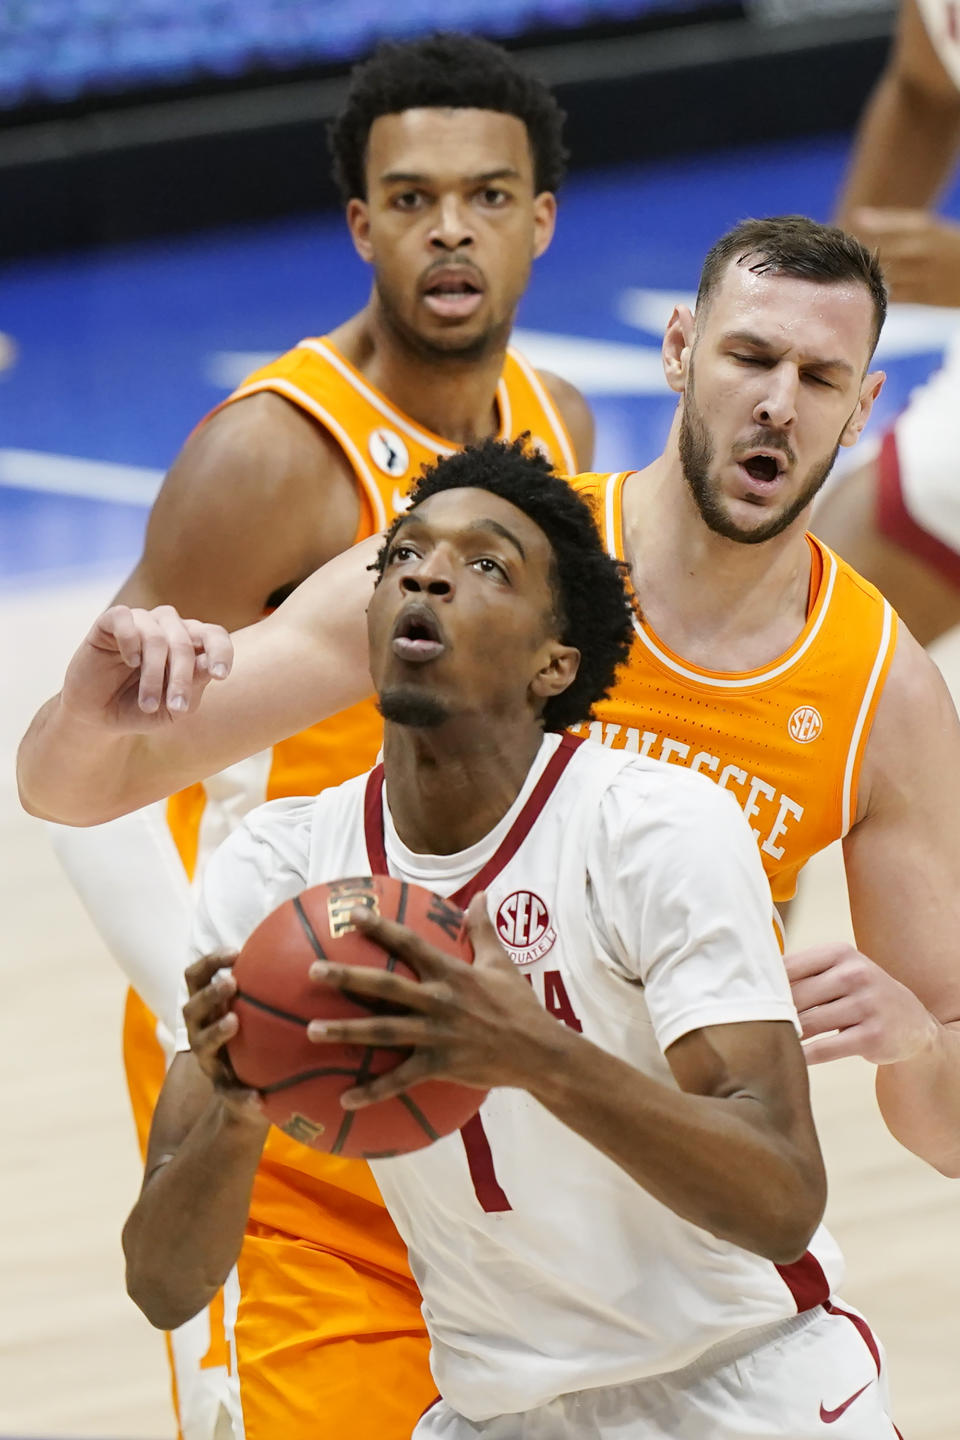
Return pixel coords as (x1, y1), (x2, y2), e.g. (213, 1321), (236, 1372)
(43, 33), (591, 1440)
(815, 0), (960, 644)
(20, 217), (960, 1190)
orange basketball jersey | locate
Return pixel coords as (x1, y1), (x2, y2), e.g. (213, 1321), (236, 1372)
(162, 336), (577, 1249)
(571, 470), (898, 908)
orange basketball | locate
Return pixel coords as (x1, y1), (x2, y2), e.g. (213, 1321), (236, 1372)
(226, 875), (485, 1158)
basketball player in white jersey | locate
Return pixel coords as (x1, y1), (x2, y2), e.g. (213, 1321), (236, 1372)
(816, 0), (960, 643)
(123, 440), (899, 1438)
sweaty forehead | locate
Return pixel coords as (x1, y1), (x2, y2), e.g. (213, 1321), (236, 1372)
(404, 486), (552, 564)
(703, 263), (875, 365)
(366, 108), (534, 186)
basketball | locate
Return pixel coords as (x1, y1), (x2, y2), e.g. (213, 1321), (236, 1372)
(226, 874), (486, 1158)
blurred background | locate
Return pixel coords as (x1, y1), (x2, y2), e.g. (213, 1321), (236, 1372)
(2, 1), (958, 1437)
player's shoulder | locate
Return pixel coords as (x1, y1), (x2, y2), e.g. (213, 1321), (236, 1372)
(533, 369), (595, 468)
(573, 742), (746, 829)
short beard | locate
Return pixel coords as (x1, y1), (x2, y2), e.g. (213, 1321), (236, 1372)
(377, 686), (451, 729)
(375, 276), (512, 365)
(678, 374), (839, 546)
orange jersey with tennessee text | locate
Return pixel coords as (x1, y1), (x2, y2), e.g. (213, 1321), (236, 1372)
(162, 336), (577, 1253)
(570, 470), (898, 908)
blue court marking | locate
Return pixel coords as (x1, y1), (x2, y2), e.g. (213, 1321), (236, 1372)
(2, 130), (958, 583)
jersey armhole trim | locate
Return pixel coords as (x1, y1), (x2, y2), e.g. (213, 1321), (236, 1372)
(840, 598), (898, 835)
(506, 347), (579, 475)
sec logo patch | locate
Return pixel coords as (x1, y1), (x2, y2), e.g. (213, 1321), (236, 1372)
(788, 705), (823, 743)
(369, 427), (409, 477)
(496, 890), (556, 966)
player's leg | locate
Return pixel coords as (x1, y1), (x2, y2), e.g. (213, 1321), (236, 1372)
(232, 1226), (435, 1440)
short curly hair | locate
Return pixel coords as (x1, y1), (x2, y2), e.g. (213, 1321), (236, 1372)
(329, 33), (568, 202)
(373, 438), (634, 732)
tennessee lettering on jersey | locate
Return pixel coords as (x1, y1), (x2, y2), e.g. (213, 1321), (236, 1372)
(569, 470), (898, 905)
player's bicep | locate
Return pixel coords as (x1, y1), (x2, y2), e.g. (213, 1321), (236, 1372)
(849, 632), (960, 1020)
(140, 1051), (214, 1189)
(666, 1020), (817, 1147)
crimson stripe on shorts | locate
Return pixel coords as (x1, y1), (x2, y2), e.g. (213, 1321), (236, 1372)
(363, 733), (585, 898)
(824, 1299), (882, 1378)
(775, 1250), (830, 1312)
(875, 428), (960, 587)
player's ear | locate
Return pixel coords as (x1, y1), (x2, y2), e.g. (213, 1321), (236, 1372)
(346, 199), (373, 263)
(532, 192), (557, 259)
(530, 642), (580, 703)
(840, 369), (885, 448)
(662, 306), (695, 394)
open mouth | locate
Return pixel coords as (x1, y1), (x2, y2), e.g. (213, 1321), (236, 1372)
(391, 604), (446, 663)
(422, 268), (484, 318)
(738, 450), (786, 485)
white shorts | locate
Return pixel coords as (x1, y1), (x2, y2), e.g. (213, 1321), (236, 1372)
(413, 1302), (900, 1440)
(879, 334), (960, 578)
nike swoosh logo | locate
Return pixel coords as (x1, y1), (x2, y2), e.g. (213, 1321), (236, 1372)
(819, 1381), (872, 1423)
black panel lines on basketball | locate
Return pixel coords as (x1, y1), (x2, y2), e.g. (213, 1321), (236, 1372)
(396, 881), (409, 926)
(293, 894), (328, 960)
(260, 1066), (363, 1095)
(235, 989), (310, 1027)
(330, 1107), (356, 1155)
(399, 1092), (442, 1143)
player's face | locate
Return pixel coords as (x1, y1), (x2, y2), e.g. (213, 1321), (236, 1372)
(366, 487), (575, 729)
(672, 264), (883, 544)
(347, 108), (556, 361)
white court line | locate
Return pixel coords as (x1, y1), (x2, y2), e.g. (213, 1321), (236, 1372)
(207, 327), (670, 397)
(0, 449), (163, 505)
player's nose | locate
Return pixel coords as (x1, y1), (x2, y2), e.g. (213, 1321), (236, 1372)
(429, 195), (474, 249)
(400, 549), (455, 598)
(753, 367), (798, 429)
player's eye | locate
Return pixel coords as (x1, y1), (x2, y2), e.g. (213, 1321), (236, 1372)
(804, 372), (835, 388)
(733, 353), (768, 367)
(479, 188), (508, 207)
(471, 556), (507, 579)
(393, 191), (424, 211)
(386, 542), (420, 565)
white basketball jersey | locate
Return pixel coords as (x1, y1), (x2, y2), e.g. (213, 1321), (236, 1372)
(189, 733), (844, 1422)
(917, 0), (960, 90)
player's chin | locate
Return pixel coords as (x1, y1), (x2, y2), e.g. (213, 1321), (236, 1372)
(377, 683), (453, 729)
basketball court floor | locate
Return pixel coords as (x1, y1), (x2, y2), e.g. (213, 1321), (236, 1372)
(1, 130), (958, 1437)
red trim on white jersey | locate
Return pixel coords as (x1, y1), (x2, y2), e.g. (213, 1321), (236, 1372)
(824, 1299), (882, 1377)
(362, 733), (586, 901)
(876, 428), (960, 587)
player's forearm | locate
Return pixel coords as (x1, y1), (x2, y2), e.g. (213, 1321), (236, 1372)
(837, 69), (960, 221)
(875, 1019), (960, 1177)
(525, 1027), (824, 1262)
(16, 695), (147, 824)
(123, 1098), (269, 1330)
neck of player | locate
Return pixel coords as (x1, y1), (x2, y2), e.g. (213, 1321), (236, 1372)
(381, 716), (546, 855)
(333, 304), (508, 446)
(623, 426), (816, 674)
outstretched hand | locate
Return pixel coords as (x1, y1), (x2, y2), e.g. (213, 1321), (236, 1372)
(61, 604), (233, 732)
(786, 942), (939, 1066)
(306, 892), (562, 1108)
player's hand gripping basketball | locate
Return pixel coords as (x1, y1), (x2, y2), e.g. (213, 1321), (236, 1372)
(61, 603), (233, 731)
(182, 954), (268, 1128)
(306, 892), (565, 1109)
